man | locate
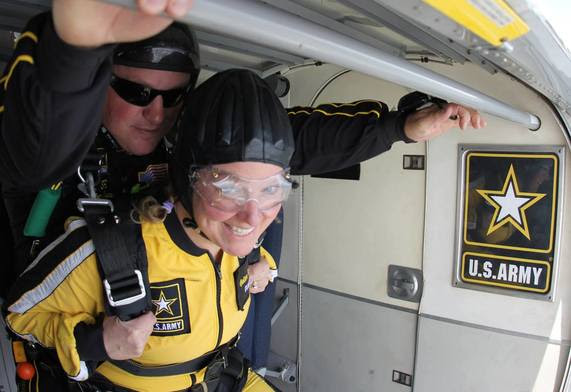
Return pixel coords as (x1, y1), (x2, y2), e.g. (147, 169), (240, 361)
(0, 0), (483, 374)
(0, 1), (198, 286)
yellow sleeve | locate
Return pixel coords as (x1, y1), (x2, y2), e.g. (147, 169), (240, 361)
(6, 254), (105, 379)
(260, 247), (278, 270)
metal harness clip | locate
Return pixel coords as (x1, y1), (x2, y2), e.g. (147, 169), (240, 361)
(103, 270), (147, 307)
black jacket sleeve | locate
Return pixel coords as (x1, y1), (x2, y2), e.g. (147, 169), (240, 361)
(287, 100), (413, 175)
(0, 12), (114, 191)
(74, 318), (110, 362)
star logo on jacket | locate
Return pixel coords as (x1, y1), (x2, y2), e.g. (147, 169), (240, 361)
(476, 164), (546, 240)
(152, 291), (177, 316)
(150, 278), (191, 336)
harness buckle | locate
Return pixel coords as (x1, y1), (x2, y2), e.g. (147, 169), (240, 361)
(76, 170), (114, 213)
(103, 270), (147, 307)
(76, 198), (114, 213)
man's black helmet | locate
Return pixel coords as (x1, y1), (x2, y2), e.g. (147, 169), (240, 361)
(113, 22), (200, 88)
(172, 69), (294, 210)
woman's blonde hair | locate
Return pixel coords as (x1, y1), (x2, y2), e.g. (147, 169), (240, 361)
(132, 194), (174, 223)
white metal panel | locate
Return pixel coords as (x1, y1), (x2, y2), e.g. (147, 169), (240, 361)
(279, 179), (303, 282)
(414, 316), (570, 391)
(278, 63), (346, 283)
(280, 63), (352, 284)
(278, 67), (426, 391)
(300, 286), (417, 392)
(417, 59), (570, 392)
(421, 60), (571, 341)
(300, 71), (424, 308)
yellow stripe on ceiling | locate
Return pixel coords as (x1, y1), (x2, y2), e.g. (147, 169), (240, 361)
(423, 0), (529, 46)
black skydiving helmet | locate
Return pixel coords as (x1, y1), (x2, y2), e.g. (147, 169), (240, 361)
(113, 22), (201, 89)
(171, 69), (296, 219)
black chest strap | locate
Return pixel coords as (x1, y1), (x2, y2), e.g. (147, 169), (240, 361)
(82, 198), (152, 321)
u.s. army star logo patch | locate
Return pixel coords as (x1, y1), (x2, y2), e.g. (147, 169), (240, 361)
(455, 147), (563, 297)
(476, 164), (546, 240)
(153, 291), (177, 316)
(150, 278), (191, 336)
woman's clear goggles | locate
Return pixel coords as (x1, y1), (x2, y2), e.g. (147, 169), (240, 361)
(190, 167), (293, 213)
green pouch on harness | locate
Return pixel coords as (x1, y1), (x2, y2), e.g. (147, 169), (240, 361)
(23, 186), (62, 237)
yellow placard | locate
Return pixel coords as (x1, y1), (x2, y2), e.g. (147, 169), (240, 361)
(423, 0), (529, 46)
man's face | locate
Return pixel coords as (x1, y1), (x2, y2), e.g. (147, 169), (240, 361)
(103, 65), (191, 156)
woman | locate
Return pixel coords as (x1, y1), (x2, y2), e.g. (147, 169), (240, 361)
(5, 69), (293, 391)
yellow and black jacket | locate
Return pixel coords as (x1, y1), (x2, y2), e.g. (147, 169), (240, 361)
(6, 212), (277, 391)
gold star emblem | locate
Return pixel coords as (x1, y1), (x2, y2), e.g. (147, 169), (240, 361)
(476, 164), (546, 240)
(152, 291), (177, 316)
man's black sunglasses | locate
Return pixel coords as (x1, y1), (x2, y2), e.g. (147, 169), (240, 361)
(110, 75), (189, 108)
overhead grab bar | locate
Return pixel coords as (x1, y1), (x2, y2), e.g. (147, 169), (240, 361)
(105, 0), (541, 130)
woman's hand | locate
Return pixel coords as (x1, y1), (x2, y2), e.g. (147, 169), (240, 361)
(102, 311), (156, 360)
(247, 257), (277, 294)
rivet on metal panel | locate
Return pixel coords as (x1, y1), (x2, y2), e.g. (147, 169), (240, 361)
(498, 40), (514, 53)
